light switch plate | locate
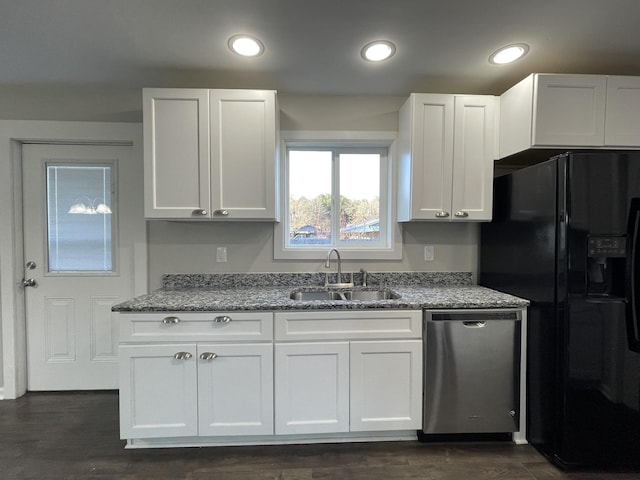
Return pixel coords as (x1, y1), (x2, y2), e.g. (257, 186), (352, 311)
(216, 247), (227, 263)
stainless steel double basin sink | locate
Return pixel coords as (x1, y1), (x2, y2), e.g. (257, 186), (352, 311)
(290, 289), (399, 302)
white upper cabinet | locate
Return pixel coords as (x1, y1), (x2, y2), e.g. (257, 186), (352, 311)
(533, 74), (606, 147)
(143, 88), (279, 220)
(499, 74), (640, 158)
(605, 76), (640, 146)
(209, 90), (278, 220)
(398, 93), (496, 222)
(143, 89), (210, 219)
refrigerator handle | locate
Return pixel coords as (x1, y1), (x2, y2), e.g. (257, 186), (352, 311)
(627, 198), (640, 353)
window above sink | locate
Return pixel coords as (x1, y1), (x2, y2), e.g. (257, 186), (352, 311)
(274, 131), (402, 261)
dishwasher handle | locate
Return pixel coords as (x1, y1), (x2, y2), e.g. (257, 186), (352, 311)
(426, 310), (522, 322)
(463, 321), (486, 328)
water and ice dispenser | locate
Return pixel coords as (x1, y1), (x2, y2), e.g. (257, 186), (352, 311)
(586, 236), (627, 300)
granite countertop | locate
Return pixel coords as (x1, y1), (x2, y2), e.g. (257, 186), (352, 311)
(112, 272), (529, 312)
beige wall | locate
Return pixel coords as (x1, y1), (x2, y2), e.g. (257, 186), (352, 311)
(147, 221), (479, 290)
(146, 94), (480, 290)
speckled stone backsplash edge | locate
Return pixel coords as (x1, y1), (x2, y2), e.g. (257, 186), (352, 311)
(162, 272), (472, 289)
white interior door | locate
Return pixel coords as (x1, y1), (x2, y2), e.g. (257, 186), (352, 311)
(22, 144), (143, 390)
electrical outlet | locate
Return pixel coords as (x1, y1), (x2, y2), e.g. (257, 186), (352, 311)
(216, 247), (227, 263)
(424, 245), (434, 262)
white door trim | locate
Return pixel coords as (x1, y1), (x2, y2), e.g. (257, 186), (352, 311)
(0, 120), (147, 399)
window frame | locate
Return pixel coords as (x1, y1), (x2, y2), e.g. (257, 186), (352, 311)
(274, 131), (402, 260)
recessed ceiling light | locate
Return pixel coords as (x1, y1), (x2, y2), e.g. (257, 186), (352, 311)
(228, 34), (264, 57)
(489, 43), (529, 65)
(361, 40), (396, 62)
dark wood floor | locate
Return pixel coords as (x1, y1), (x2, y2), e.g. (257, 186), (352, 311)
(0, 391), (638, 480)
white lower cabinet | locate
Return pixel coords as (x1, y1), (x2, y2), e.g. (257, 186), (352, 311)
(274, 342), (350, 435)
(119, 343), (199, 439)
(197, 343), (274, 436)
(274, 310), (423, 436)
(350, 340), (423, 432)
(118, 309), (423, 446)
(118, 311), (274, 442)
(274, 339), (423, 436)
(119, 342), (273, 439)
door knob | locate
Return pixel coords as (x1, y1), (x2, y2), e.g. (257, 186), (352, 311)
(22, 278), (37, 287)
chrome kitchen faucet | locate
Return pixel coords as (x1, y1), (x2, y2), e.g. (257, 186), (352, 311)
(324, 248), (354, 288)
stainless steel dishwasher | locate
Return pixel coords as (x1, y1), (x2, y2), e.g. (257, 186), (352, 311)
(422, 309), (521, 435)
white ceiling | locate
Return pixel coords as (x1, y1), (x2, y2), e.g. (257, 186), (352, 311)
(2, 0), (640, 97)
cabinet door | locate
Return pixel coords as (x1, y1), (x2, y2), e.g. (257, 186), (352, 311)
(274, 342), (349, 435)
(119, 344), (198, 439)
(605, 76), (640, 146)
(197, 343), (274, 436)
(209, 90), (278, 220)
(451, 96), (496, 221)
(533, 74), (606, 146)
(350, 340), (423, 432)
(398, 94), (455, 221)
(143, 88), (211, 219)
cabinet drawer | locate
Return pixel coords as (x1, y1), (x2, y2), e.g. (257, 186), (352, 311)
(274, 310), (422, 341)
(120, 312), (273, 342)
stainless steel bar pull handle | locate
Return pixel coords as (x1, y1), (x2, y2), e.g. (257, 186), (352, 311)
(192, 209), (208, 216)
(454, 211), (469, 218)
(214, 316), (232, 323)
(200, 352), (218, 361)
(162, 316), (180, 324)
(435, 211), (450, 218)
(213, 209), (229, 216)
(174, 352), (192, 360)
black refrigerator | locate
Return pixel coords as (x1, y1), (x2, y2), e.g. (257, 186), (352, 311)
(480, 151), (640, 469)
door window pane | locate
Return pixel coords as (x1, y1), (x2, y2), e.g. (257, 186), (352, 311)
(46, 165), (114, 272)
